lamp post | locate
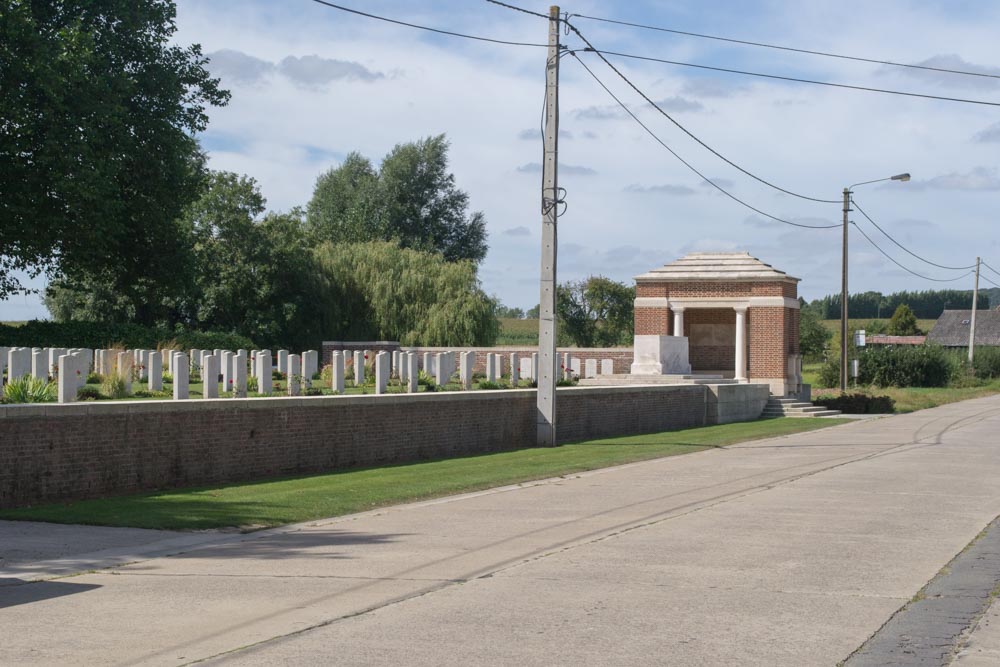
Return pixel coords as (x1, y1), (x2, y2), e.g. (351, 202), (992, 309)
(841, 173), (910, 392)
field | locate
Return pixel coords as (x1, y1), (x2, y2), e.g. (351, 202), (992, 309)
(496, 317), (539, 345)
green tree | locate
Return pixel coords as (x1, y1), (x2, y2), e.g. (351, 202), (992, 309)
(307, 135), (488, 263)
(0, 0), (230, 298)
(313, 241), (498, 346)
(496, 305), (526, 319)
(556, 277), (635, 347)
(887, 304), (921, 336)
(798, 307), (830, 362)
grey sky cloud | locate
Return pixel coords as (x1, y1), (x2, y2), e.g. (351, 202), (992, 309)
(902, 167), (1000, 192)
(700, 178), (736, 190)
(681, 78), (748, 98)
(886, 54), (1000, 90)
(648, 96), (703, 112)
(573, 105), (623, 121)
(517, 128), (573, 141)
(503, 225), (531, 237)
(624, 183), (696, 196)
(973, 122), (1000, 143)
(516, 162), (596, 175)
(207, 49), (383, 87)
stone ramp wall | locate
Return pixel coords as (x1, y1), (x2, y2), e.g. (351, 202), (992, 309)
(0, 384), (764, 510)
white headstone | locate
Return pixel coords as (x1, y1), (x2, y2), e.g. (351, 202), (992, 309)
(435, 353), (447, 386)
(486, 354), (497, 383)
(562, 352), (571, 381)
(221, 350), (234, 394)
(190, 349), (201, 371)
(57, 354), (76, 403)
(8, 347), (30, 382)
(202, 354), (219, 398)
(148, 350), (163, 391)
(460, 351), (474, 390)
(510, 353), (519, 387)
(173, 352), (189, 400)
(277, 349), (289, 375)
(256, 349), (272, 394)
(531, 352), (539, 382)
(331, 351), (345, 394)
(117, 352), (132, 393)
(233, 351), (247, 398)
(601, 359), (614, 375)
(31, 349), (47, 380)
(287, 353), (301, 396)
(407, 352), (418, 393)
(375, 351), (389, 394)
(519, 357), (532, 380)
(353, 351), (365, 386)
(570, 358), (581, 378)
(585, 358), (598, 379)
(422, 352), (432, 376)
(302, 350), (318, 387)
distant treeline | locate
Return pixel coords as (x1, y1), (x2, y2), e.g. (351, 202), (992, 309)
(808, 289), (994, 320)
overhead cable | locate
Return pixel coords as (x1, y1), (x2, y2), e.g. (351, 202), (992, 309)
(850, 198), (977, 271)
(850, 222), (974, 282)
(569, 13), (1000, 82)
(570, 53), (839, 229)
(309, 0), (549, 47)
(564, 23), (841, 203)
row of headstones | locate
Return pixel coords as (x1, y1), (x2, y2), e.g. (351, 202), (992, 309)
(1, 346), (95, 402)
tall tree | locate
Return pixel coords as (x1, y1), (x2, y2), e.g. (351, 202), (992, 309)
(887, 304), (921, 336)
(307, 135), (488, 263)
(0, 0), (229, 298)
(556, 277), (635, 347)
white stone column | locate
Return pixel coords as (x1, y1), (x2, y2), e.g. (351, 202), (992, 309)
(233, 351), (247, 398)
(221, 350), (234, 394)
(734, 307), (748, 381)
(353, 351), (365, 386)
(530, 352), (539, 382)
(31, 349), (46, 380)
(585, 359), (597, 379)
(277, 349), (289, 375)
(57, 354), (76, 403)
(172, 352), (189, 400)
(673, 307), (685, 337)
(486, 354), (497, 382)
(510, 353), (520, 386)
(434, 353), (447, 386)
(203, 354), (219, 398)
(460, 351), (474, 390)
(407, 353), (418, 393)
(331, 351), (345, 394)
(302, 350), (318, 387)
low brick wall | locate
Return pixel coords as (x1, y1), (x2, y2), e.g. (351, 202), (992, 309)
(0, 384), (723, 509)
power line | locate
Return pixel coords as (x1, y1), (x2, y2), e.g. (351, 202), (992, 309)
(576, 47), (1000, 108)
(308, 0), (549, 47)
(850, 221), (973, 282)
(850, 198), (977, 271)
(569, 13), (1000, 82)
(563, 23), (841, 204)
(981, 260), (1000, 279)
(483, 0), (550, 20)
(570, 53), (838, 229)
(981, 273), (1000, 289)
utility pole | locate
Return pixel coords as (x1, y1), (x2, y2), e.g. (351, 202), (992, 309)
(537, 5), (560, 446)
(969, 256), (981, 366)
(840, 188), (850, 392)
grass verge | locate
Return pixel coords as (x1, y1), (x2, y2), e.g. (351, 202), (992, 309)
(0, 418), (848, 531)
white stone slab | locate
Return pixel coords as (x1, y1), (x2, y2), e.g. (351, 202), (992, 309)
(375, 351), (389, 394)
(172, 352), (189, 400)
(630, 335), (692, 375)
(256, 349), (272, 394)
(287, 354), (301, 396)
(585, 359), (598, 379)
(601, 359), (614, 375)
(331, 351), (345, 394)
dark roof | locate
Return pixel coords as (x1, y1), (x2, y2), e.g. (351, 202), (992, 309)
(868, 335), (926, 346)
(927, 310), (1000, 346)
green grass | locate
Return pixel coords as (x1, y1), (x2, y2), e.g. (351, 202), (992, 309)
(496, 317), (539, 345)
(849, 381), (1000, 413)
(0, 418), (848, 531)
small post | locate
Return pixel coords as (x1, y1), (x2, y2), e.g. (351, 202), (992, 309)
(969, 257), (981, 367)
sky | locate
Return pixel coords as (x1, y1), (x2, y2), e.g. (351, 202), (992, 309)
(3, 0), (1000, 320)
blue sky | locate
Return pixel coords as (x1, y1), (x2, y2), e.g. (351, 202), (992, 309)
(4, 0), (1000, 320)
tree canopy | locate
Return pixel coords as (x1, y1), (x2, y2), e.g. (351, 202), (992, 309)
(887, 304), (921, 336)
(0, 0), (229, 298)
(556, 276), (634, 347)
(307, 135), (488, 263)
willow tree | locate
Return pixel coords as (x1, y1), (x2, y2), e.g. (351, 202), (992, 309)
(313, 241), (498, 346)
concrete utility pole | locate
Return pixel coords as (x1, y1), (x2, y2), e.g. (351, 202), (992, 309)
(537, 5), (560, 446)
(840, 188), (850, 392)
(969, 256), (981, 365)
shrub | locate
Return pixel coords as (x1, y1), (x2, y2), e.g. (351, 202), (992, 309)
(247, 375), (259, 393)
(304, 387), (323, 396)
(132, 389), (170, 398)
(101, 373), (130, 399)
(857, 345), (955, 387)
(814, 393), (895, 414)
(86, 372), (103, 384)
(556, 378), (577, 387)
(2, 376), (57, 403)
(162, 372), (173, 384)
(477, 380), (509, 390)
(77, 385), (104, 401)
(816, 358), (841, 389)
(972, 346), (1000, 380)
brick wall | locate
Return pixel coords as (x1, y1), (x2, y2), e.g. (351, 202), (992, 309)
(0, 384), (713, 509)
(749, 306), (787, 378)
(685, 308), (738, 372)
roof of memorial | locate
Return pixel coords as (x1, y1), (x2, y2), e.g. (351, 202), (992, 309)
(635, 252), (799, 283)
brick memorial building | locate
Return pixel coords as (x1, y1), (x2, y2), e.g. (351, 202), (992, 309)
(632, 252), (803, 396)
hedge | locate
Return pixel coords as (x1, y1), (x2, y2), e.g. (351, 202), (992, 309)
(857, 344), (954, 388)
(814, 392), (895, 414)
(0, 321), (254, 351)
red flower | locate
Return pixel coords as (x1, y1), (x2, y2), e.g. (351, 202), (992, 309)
(364, 354), (368, 360)
(76, 370), (81, 375)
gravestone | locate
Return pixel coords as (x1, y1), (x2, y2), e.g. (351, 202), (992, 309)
(331, 351), (345, 394)
(173, 352), (189, 400)
(202, 354), (219, 398)
(221, 350), (234, 394)
(233, 351), (247, 398)
(190, 349), (201, 372)
(531, 353), (539, 381)
(256, 349), (272, 394)
(407, 353), (418, 393)
(435, 353), (447, 386)
(422, 352), (432, 376)
(0, 346), (8, 379)
(375, 351), (389, 394)
(585, 359), (598, 379)
(562, 353), (571, 381)
(302, 350), (318, 388)
(57, 353), (77, 403)
(510, 352), (519, 387)
(399, 352), (409, 382)
(519, 357), (532, 380)
(287, 354), (301, 396)
(148, 350), (163, 391)
(486, 354), (497, 382)
(601, 359), (614, 375)
(8, 347), (30, 382)
(460, 351), (474, 390)
(277, 349), (289, 375)
(31, 349), (47, 380)
(117, 352), (132, 393)
(570, 358), (581, 378)
(354, 351), (365, 386)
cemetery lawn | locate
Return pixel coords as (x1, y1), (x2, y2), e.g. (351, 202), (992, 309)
(0, 418), (849, 531)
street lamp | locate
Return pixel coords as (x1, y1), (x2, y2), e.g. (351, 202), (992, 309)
(841, 173), (910, 391)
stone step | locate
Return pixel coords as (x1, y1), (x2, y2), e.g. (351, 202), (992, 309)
(766, 401), (814, 409)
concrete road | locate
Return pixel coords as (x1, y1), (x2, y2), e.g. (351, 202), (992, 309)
(3, 395), (1000, 666)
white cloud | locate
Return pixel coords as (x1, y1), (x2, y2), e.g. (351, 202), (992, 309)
(973, 122), (1000, 143)
(503, 226), (531, 236)
(624, 183), (696, 195)
(516, 162), (597, 175)
(904, 167), (1000, 192)
(206, 49), (384, 88)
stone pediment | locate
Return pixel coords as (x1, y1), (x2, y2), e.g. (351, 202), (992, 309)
(635, 252), (798, 283)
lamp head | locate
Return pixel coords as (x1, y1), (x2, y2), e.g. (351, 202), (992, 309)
(891, 173), (911, 182)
